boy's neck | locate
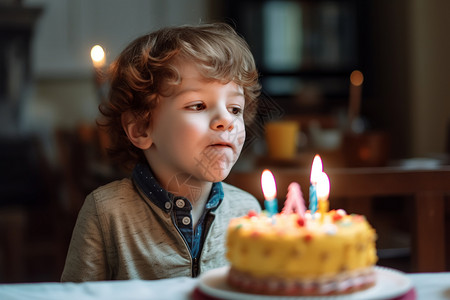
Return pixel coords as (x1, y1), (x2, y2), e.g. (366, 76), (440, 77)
(170, 175), (213, 205)
(150, 167), (212, 205)
(160, 172), (212, 227)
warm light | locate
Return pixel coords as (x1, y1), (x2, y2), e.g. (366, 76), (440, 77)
(350, 70), (364, 86)
(310, 155), (323, 184)
(261, 169), (277, 200)
(316, 172), (330, 200)
(90, 45), (105, 68)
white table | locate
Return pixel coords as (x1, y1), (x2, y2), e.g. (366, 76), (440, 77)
(0, 272), (449, 300)
(407, 273), (450, 300)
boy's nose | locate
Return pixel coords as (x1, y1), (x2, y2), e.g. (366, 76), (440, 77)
(211, 110), (234, 132)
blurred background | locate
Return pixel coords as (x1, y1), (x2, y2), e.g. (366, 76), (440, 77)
(0, 0), (449, 282)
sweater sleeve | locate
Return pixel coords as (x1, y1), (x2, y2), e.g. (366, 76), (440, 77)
(60, 192), (110, 282)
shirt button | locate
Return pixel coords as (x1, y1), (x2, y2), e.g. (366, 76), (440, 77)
(176, 199), (185, 208)
(182, 216), (191, 225)
(164, 202), (171, 210)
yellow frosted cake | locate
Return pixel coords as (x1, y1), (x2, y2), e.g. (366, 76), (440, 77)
(226, 209), (378, 296)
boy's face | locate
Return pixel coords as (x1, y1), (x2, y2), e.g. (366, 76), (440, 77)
(144, 62), (246, 184)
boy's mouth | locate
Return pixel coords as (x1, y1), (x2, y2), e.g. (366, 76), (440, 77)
(209, 142), (234, 151)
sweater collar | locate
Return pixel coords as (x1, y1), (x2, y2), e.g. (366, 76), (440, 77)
(132, 162), (223, 212)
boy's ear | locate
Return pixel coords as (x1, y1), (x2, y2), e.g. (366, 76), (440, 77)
(121, 112), (153, 150)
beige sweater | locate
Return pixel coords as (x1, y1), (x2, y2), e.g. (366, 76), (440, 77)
(60, 178), (260, 282)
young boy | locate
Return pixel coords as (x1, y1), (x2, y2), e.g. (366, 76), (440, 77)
(61, 23), (262, 281)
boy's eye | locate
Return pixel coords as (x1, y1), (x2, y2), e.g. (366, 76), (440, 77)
(229, 106), (243, 115)
(186, 103), (206, 111)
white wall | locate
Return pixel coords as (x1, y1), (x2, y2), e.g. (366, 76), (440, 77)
(19, 0), (209, 164)
(24, 0), (208, 78)
(20, 0), (208, 127)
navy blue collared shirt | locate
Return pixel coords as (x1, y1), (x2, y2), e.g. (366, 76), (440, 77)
(132, 163), (223, 260)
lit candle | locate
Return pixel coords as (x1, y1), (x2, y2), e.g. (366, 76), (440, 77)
(261, 169), (278, 216)
(317, 172), (330, 222)
(282, 182), (306, 217)
(90, 44), (107, 100)
(309, 154), (322, 214)
(90, 45), (106, 69)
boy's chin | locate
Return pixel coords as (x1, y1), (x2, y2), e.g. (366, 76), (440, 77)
(203, 168), (232, 183)
(196, 158), (237, 183)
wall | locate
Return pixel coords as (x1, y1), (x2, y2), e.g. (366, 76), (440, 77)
(24, 0), (208, 77)
(410, 0), (450, 157)
(21, 0), (208, 132)
(366, 0), (449, 158)
(21, 0), (450, 159)
(368, 0), (412, 159)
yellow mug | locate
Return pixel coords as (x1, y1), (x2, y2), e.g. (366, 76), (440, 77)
(265, 120), (299, 160)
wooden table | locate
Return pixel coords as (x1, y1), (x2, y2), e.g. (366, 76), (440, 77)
(225, 166), (450, 273)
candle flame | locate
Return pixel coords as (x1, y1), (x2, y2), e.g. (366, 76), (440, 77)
(261, 169), (277, 200)
(316, 172), (330, 200)
(310, 155), (323, 184)
(91, 45), (105, 68)
(350, 70), (364, 86)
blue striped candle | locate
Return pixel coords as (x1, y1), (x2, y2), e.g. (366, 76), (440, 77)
(309, 155), (323, 215)
(261, 169), (278, 216)
(309, 183), (317, 214)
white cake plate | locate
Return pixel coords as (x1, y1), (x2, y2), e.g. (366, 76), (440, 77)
(198, 266), (412, 300)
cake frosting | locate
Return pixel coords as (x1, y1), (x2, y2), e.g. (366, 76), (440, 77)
(226, 209), (378, 295)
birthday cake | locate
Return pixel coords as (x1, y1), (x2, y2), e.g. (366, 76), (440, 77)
(225, 209), (378, 295)
(225, 157), (377, 295)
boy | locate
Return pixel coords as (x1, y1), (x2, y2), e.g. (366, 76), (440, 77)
(61, 23), (262, 281)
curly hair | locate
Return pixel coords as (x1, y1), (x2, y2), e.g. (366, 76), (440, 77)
(98, 23), (261, 169)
